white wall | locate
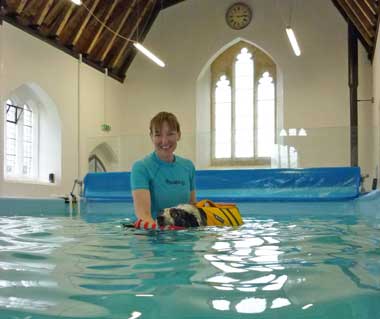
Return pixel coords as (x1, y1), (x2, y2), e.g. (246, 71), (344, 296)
(122, 0), (372, 170)
(0, 0), (378, 197)
(0, 22), (124, 197)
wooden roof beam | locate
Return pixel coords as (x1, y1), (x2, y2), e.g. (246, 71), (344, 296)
(331, 0), (373, 58)
(353, 0), (377, 26)
(111, 0), (156, 69)
(335, 0), (374, 47)
(162, 0), (185, 9)
(32, 0), (54, 27)
(84, 1), (118, 55)
(43, 1), (66, 27)
(361, 0), (377, 14)
(15, 0), (28, 15)
(344, 0), (376, 37)
(116, 0), (160, 78)
(71, 0), (101, 46)
(354, 0), (377, 25)
(53, 2), (76, 38)
(98, 0), (138, 64)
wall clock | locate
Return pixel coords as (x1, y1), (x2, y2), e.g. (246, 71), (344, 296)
(226, 3), (252, 30)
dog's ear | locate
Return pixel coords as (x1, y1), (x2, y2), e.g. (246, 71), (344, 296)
(197, 208), (207, 226)
(183, 213), (200, 227)
(170, 209), (198, 227)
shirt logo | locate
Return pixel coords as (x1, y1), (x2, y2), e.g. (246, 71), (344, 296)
(165, 179), (185, 186)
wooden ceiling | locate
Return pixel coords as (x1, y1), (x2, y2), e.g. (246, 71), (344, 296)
(1, 0), (184, 82)
(1, 0), (379, 83)
(332, 0), (379, 58)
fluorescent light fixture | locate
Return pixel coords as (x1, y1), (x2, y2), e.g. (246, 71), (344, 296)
(286, 27), (301, 56)
(71, 0), (82, 4)
(133, 43), (165, 67)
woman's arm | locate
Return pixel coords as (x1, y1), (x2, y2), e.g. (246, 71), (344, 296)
(132, 189), (155, 223)
(190, 190), (197, 204)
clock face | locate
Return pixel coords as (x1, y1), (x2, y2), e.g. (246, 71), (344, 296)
(226, 3), (252, 30)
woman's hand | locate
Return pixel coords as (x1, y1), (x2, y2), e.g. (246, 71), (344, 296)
(132, 189), (154, 221)
(139, 217), (156, 224)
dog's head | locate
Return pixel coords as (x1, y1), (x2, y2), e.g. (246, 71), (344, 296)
(157, 204), (207, 228)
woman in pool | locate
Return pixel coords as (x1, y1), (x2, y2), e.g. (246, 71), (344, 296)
(131, 111), (196, 224)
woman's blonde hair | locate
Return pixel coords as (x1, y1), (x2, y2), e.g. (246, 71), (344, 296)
(149, 112), (181, 135)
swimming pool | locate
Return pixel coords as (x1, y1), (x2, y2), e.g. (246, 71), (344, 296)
(0, 196), (379, 319)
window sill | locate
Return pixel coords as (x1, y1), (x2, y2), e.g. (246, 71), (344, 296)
(208, 165), (272, 170)
(4, 177), (58, 186)
(211, 159), (271, 168)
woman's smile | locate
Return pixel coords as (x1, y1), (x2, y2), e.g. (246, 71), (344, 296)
(151, 121), (180, 162)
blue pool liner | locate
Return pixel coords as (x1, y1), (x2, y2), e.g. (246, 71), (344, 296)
(0, 197), (68, 216)
(83, 167), (361, 202)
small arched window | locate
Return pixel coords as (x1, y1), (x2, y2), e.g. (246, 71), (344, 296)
(211, 41), (276, 166)
(88, 155), (107, 173)
(3, 83), (61, 184)
(4, 99), (37, 178)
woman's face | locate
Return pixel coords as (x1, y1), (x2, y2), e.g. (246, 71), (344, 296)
(151, 121), (180, 162)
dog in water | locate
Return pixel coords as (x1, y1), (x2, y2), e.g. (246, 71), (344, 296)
(157, 203), (243, 228)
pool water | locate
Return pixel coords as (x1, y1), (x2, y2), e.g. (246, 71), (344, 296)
(0, 201), (379, 319)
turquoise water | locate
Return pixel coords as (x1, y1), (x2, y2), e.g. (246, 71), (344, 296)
(0, 201), (379, 318)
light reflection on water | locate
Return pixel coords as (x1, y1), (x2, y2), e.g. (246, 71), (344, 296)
(202, 220), (291, 313)
(0, 213), (379, 318)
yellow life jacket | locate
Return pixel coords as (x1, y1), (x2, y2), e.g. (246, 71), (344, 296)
(195, 199), (244, 226)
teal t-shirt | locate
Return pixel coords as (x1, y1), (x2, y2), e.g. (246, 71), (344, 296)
(131, 152), (196, 218)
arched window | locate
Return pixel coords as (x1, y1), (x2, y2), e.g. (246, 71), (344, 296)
(3, 83), (61, 184)
(4, 99), (37, 178)
(88, 155), (107, 173)
(211, 41), (276, 166)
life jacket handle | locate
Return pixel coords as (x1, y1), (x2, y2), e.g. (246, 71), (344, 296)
(195, 199), (236, 208)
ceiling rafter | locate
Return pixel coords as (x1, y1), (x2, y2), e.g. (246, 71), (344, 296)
(354, 0), (377, 25)
(2, 0), (184, 82)
(84, 1), (118, 56)
(42, 0), (66, 29)
(89, 3), (125, 61)
(162, 0), (184, 9)
(22, 0), (40, 19)
(109, 0), (155, 69)
(344, 0), (375, 37)
(6, 1), (377, 82)
(362, 0), (377, 14)
(118, 1), (162, 78)
(70, 0), (101, 47)
(58, 0), (87, 45)
(15, 0), (28, 15)
(50, 2), (75, 38)
(331, 0), (378, 57)
(32, 0), (54, 27)
(112, 0), (157, 70)
(97, 0), (138, 64)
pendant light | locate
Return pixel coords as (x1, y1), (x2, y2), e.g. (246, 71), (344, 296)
(286, 0), (301, 56)
(80, 1), (165, 67)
